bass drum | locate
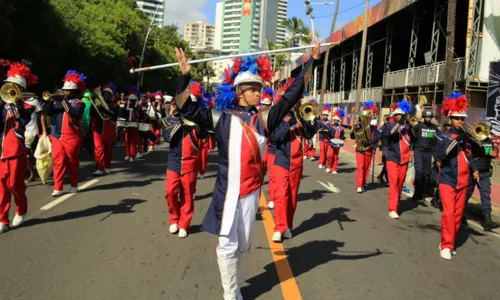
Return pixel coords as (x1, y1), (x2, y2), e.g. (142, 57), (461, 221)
(138, 122), (152, 132)
(329, 138), (344, 147)
(116, 118), (127, 129)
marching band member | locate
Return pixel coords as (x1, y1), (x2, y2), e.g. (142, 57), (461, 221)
(198, 91), (213, 179)
(136, 93), (150, 158)
(0, 63), (37, 232)
(435, 92), (479, 260)
(350, 101), (378, 193)
(169, 38), (320, 299)
(328, 108), (346, 174)
(318, 104), (332, 168)
(376, 113), (391, 184)
(91, 82), (118, 175)
(149, 91), (164, 151)
(382, 100), (414, 219)
(164, 80), (208, 238)
(303, 99), (318, 161)
(271, 80), (319, 243)
(43, 70), (86, 196)
(122, 87), (141, 162)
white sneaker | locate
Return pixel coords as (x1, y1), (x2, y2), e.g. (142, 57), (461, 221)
(310, 157), (316, 161)
(148, 146), (154, 152)
(440, 248), (452, 260)
(0, 223), (8, 234)
(267, 201), (275, 209)
(51, 190), (63, 197)
(169, 224), (178, 233)
(439, 244), (456, 256)
(136, 152), (143, 159)
(283, 228), (293, 239)
(319, 164), (324, 169)
(93, 170), (104, 176)
(69, 187), (78, 193)
(198, 174), (205, 179)
(124, 156), (130, 160)
(104, 169), (111, 174)
(303, 155), (307, 159)
(389, 211), (400, 219)
(178, 228), (188, 238)
(129, 157), (134, 162)
(326, 168), (332, 173)
(11, 214), (25, 227)
(332, 171), (338, 174)
(272, 231), (282, 243)
(356, 187), (363, 193)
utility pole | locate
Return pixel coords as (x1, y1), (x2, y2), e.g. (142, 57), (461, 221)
(354, 0), (370, 113)
(318, 0), (340, 109)
(444, 0), (457, 95)
(137, 4), (161, 88)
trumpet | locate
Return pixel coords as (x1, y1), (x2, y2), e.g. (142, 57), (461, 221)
(0, 83), (37, 103)
(42, 91), (65, 101)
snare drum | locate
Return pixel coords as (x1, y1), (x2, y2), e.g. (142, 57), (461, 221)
(329, 138), (345, 147)
(126, 121), (138, 128)
(138, 122), (152, 132)
(116, 119), (127, 129)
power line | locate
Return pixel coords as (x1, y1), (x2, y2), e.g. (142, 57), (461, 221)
(314, 1), (366, 19)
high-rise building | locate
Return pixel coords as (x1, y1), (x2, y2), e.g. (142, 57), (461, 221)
(214, 2), (224, 51)
(216, 0), (288, 54)
(183, 21), (216, 51)
(136, 0), (164, 27)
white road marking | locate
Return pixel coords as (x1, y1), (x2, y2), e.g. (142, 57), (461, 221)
(40, 179), (100, 211)
(317, 180), (341, 193)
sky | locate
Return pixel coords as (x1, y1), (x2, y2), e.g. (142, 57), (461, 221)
(164, 0), (383, 40)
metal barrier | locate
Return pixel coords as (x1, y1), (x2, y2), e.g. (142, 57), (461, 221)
(383, 58), (466, 89)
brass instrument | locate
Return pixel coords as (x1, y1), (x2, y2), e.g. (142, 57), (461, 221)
(90, 86), (113, 121)
(462, 123), (483, 146)
(0, 83), (37, 103)
(354, 110), (373, 151)
(409, 116), (419, 126)
(299, 102), (318, 122)
(42, 91), (65, 101)
(472, 122), (490, 141)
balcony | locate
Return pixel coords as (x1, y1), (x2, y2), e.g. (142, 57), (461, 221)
(383, 58), (466, 90)
(303, 88), (383, 104)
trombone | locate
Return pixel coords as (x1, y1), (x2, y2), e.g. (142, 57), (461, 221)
(42, 91), (65, 101)
(0, 83), (37, 103)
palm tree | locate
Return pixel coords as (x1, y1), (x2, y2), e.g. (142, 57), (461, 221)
(281, 17), (305, 77)
(299, 26), (320, 45)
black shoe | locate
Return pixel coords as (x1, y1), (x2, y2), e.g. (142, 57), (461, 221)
(482, 214), (494, 231)
(411, 194), (421, 202)
(377, 175), (385, 184)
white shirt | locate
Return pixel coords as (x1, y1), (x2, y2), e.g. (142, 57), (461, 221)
(24, 98), (42, 137)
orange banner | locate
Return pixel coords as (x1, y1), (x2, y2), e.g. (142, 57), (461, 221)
(243, 0), (251, 16)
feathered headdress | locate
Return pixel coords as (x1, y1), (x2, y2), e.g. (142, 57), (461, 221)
(333, 108), (345, 120)
(275, 78), (294, 103)
(261, 88), (274, 105)
(391, 102), (398, 113)
(322, 103), (332, 115)
(362, 100), (378, 115)
(154, 90), (163, 100)
(103, 82), (117, 94)
(5, 62), (38, 88)
(200, 91), (212, 108)
(393, 100), (412, 115)
(189, 80), (204, 103)
(128, 86), (140, 100)
(309, 99), (318, 106)
(441, 91), (468, 117)
(62, 70), (86, 92)
(215, 55), (274, 110)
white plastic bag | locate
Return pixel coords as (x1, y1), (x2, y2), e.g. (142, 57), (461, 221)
(404, 162), (415, 193)
(34, 135), (53, 184)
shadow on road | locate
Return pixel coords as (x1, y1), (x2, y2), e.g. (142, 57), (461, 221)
(336, 167), (356, 173)
(242, 240), (382, 299)
(293, 207), (356, 236)
(20, 199), (147, 227)
(84, 178), (164, 192)
(398, 198), (429, 216)
(297, 189), (330, 202)
(194, 191), (213, 201)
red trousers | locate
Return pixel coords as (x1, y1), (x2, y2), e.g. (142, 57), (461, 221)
(94, 133), (113, 171)
(439, 184), (467, 250)
(355, 151), (373, 188)
(387, 161), (409, 212)
(208, 135), (216, 151)
(303, 140), (315, 158)
(52, 137), (82, 191)
(125, 128), (138, 158)
(165, 170), (197, 230)
(150, 126), (161, 148)
(328, 146), (340, 171)
(198, 140), (209, 175)
(0, 156), (28, 225)
(318, 141), (329, 165)
(267, 153), (276, 201)
(273, 165), (302, 233)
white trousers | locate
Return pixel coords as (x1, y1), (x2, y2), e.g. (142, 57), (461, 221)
(216, 189), (260, 260)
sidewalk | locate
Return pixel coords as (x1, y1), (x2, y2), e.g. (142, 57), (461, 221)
(338, 139), (500, 221)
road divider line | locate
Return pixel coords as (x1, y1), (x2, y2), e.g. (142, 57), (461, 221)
(40, 179), (99, 211)
(258, 191), (302, 300)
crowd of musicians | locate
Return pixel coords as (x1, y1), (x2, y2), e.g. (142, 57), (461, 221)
(0, 36), (497, 299)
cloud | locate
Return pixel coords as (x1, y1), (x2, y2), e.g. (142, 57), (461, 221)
(163, 0), (209, 33)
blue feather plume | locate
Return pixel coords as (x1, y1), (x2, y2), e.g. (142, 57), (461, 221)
(263, 88), (274, 97)
(215, 83), (236, 110)
(323, 103), (332, 109)
(337, 109), (345, 117)
(397, 100), (413, 114)
(364, 100), (375, 109)
(447, 91), (463, 99)
(303, 90), (309, 96)
(108, 82), (118, 92)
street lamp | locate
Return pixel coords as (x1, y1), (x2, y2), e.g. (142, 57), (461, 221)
(137, 3), (162, 87)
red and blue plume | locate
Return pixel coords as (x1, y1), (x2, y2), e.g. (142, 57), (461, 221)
(7, 62), (38, 86)
(190, 80), (202, 99)
(201, 91), (212, 108)
(363, 100), (378, 115)
(309, 99), (318, 105)
(262, 88), (274, 99)
(109, 82), (118, 92)
(396, 100), (413, 114)
(128, 86), (140, 97)
(391, 102), (398, 112)
(63, 70), (87, 92)
(154, 90), (163, 99)
(334, 109), (345, 118)
(441, 91), (468, 117)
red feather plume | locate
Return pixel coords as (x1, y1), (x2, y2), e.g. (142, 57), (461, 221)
(441, 94), (468, 117)
(7, 62), (38, 86)
(64, 73), (85, 92)
(257, 55), (274, 83)
(191, 82), (202, 98)
(223, 69), (232, 84)
(232, 59), (241, 75)
(391, 102), (398, 111)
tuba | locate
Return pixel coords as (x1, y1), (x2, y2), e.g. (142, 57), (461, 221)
(354, 110), (373, 151)
(0, 83), (37, 103)
(90, 86), (113, 120)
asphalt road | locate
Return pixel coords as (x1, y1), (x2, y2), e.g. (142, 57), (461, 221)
(1, 143), (499, 300)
